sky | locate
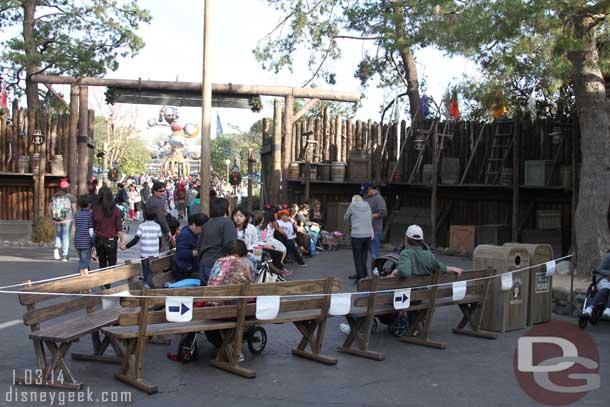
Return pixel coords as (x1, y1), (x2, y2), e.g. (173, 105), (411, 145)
(4, 0), (480, 139)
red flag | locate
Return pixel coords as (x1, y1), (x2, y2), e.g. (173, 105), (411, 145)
(0, 87), (7, 109)
(449, 95), (460, 120)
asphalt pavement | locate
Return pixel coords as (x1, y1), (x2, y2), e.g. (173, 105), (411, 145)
(0, 240), (608, 407)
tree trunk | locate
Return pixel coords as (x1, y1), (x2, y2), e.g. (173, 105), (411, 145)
(391, 1), (420, 120)
(568, 20), (610, 275)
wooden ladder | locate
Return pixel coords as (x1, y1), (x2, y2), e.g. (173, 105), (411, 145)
(484, 120), (514, 184)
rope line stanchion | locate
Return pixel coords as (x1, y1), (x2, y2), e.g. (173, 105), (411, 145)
(0, 254), (573, 300)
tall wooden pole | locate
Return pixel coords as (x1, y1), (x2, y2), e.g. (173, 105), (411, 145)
(78, 86), (89, 195)
(272, 99), (282, 204)
(199, 0), (213, 215)
(247, 148), (254, 213)
(281, 95), (294, 203)
(87, 110), (95, 179)
(430, 123), (438, 249)
(68, 84), (79, 195)
(36, 106), (48, 221)
(512, 120), (520, 241)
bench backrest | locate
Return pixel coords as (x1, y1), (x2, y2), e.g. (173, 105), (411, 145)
(149, 252), (176, 288)
(19, 263), (142, 329)
(353, 268), (495, 308)
(118, 278), (343, 327)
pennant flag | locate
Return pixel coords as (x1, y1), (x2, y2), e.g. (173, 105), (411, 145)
(419, 95), (429, 118)
(329, 293), (351, 316)
(545, 260), (556, 277)
(216, 112), (223, 137)
(449, 95), (460, 120)
(256, 295), (280, 320)
(501, 273), (513, 291)
(452, 281), (467, 301)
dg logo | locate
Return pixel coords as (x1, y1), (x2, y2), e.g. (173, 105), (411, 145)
(513, 320), (600, 405)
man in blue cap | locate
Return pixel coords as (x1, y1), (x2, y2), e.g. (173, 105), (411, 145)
(361, 182), (386, 265)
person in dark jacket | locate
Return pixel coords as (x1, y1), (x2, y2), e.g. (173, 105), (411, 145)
(175, 213), (209, 281)
(196, 198), (237, 284)
(86, 177), (99, 207)
(114, 183), (128, 204)
(362, 183), (387, 264)
(140, 182), (151, 213)
(147, 181), (172, 250)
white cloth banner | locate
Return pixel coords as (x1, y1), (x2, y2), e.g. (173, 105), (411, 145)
(545, 260), (556, 277)
(256, 295), (280, 320)
(165, 296), (193, 322)
(452, 281), (467, 301)
(329, 293), (351, 316)
(501, 273), (513, 291)
(393, 288), (412, 310)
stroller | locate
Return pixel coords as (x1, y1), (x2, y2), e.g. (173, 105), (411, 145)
(578, 270), (610, 329)
(176, 251), (282, 363)
(320, 231), (343, 251)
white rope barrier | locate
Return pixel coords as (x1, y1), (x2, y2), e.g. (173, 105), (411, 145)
(0, 254), (573, 300)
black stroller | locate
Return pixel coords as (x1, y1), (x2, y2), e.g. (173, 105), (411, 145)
(176, 252), (283, 363)
(578, 270), (610, 329)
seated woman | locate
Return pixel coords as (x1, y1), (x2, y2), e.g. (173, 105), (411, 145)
(276, 209), (306, 266)
(175, 213), (208, 281)
(309, 199), (326, 230)
(256, 211), (288, 273)
(207, 240), (253, 287)
(289, 203), (312, 256)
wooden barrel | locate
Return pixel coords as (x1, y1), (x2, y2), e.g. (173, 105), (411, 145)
(287, 162), (300, 180)
(422, 164), (433, 184)
(308, 165), (317, 180)
(18, 156), (29, 174)
(318, 163), (331, 181)
(331, 161), (346, 182)
(31, 153), (40, 174)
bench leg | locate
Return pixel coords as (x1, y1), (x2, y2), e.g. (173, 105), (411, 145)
(337, 317), (384, 361)
(209, 329), (256, 379)
(111, 338), (158, 394)
(292, 320), (337, 365)
(16, 341), (83, 390)
(399, 309), (447, 350)
(452, 303), (497, 340)
(71, 331), (123, 364)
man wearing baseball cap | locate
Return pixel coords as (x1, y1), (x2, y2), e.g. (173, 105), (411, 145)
(392, 225), (463, 277)
(49, 178), (77, 261)
(86, 177), (99, 207)
(361, 183), (386, 265)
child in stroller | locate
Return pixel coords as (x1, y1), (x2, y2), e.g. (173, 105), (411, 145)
(579, 251), (610, 329)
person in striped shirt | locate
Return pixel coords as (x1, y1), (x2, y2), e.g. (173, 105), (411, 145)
(123, 209), (163, 287)
(74, 195), (95, 271)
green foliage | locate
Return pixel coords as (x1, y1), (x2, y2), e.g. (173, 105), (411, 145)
(211, 129), (262, 178)
(0, 0), (151, 94)
(32, 215), (55, 243)
(120, 138), (151, 176)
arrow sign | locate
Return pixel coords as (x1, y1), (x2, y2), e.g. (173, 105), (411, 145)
(393, 288), (411, 310)
(166, 296), (193, 322)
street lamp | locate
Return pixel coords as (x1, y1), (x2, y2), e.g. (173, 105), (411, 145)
(225, 159), (231, 181)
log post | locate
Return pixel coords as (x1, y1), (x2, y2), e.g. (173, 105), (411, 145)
(78, 86), (89, 195)
(322, 106), (330, 161)
(431, 122), (438, 249)
(281, 95), (294, 203)
(247, 148), (254, 213)
(87, 109), (95, 179)
(260, 117), (270, 208)
(272, 99), (282, 204)
(68, 84), (79, 195)
(335, 115), (342, 162)
(199, 0), (213, 215)
(314, 118), (321, 163)
(346, 120), (352, 161)
(512, 120), (520, 241)
(36, 106), (48, 221)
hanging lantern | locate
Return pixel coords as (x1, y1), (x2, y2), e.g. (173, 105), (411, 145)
(32, 129), (45, 146)
(550, 126), (562, 145)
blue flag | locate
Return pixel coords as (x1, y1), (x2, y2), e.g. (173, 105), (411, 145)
(216, 112), (223, 137)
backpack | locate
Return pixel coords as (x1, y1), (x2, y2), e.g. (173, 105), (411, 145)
(51, 194), (72, 222)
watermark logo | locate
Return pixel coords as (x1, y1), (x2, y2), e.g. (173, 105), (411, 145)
(513, 320), (600, 405)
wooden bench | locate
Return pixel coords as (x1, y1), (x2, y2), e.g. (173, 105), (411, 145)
(102, 277), (342, 394)
(148, 251), (176, 288)
(338, 268), (497, 361)
(17, 263), (142, 390)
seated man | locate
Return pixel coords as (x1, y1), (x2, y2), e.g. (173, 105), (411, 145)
(175, 213), (209, 281)
(392, 225), (463, 277)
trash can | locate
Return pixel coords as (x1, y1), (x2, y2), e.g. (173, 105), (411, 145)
(473, 245), (530, 332)
(504, 243), (553, 325)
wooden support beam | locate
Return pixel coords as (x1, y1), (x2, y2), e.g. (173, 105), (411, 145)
(294, 98), (320, 122)
(78, 86), (89, 195)
(512, 121), (520, 241)
(30, 75), (360, 103)
(43, 84), (70, 111)
(460, 124), (487, 184)
(431, 123), (438, 249)
(272, 99), (282, 204)
(200, 0), (213, 216)
(282, 95), (294, 203)
(68, 85), (79, 195)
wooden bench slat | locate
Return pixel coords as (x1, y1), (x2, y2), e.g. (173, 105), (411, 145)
(23, 296), (102, 326)
(29, 308), (124, 342)
(20, 264), (141, 305)
(103, 319), (238, 339)
(349, 295), (483, 318)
